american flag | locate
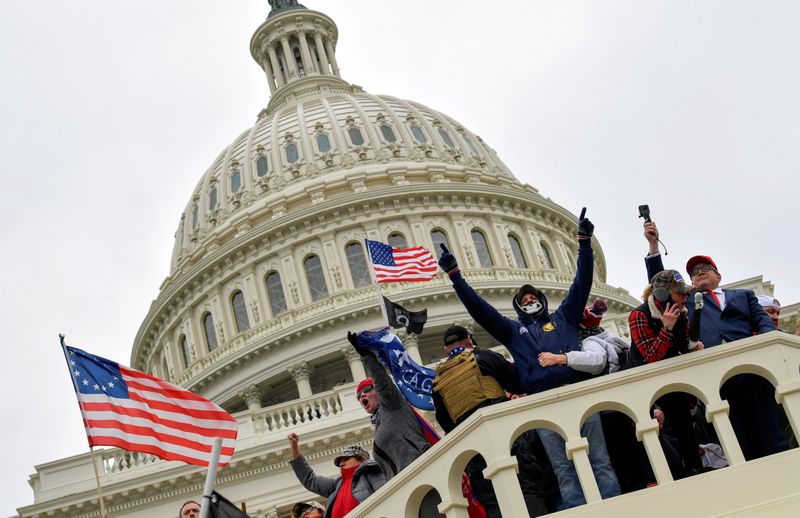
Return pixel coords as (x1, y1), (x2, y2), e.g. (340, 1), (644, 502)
(365, 239), (437, 282)
(63, 344), (238, 467)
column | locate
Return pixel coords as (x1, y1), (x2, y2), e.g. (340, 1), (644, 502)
(777, 381), (800, 444)
(324, 39), (340, 76)
(290, 361), (313, 398)
(298, 32), (315, 74)
(267, 45), (285, 87)
(483, 456), (528, 517)
(705, 400), (746, 465)
(262, 58), (276, 94)
(239, 385), (263, 411)
(636, 419), (674, 484)
(280, 36), (298, 79)
(403, 332), (423, 364)
(342, 346), (367, 381)
(565, 437), (601, 503)
(313, 32), (331, 74)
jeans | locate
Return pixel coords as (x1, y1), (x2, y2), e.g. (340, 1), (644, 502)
(537, 413), (620, 509)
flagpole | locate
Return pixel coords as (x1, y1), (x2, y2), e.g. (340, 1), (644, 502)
(60, 334), (109, 518)
(364, 236), (390, 326)
(199, 437), (223, 518)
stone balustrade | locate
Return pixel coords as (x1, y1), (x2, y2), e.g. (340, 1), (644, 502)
(350, 332), (800, 518)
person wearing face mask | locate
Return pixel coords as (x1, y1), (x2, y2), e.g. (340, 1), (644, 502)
(628, 269), (705, 478)
(438, 208), (621, 509)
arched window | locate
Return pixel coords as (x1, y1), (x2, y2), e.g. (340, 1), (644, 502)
(430, 229), (451, 259)
(256, 155), (269, 177)
(346, 242), (371, 288)
(179, 334), (191, 367)
(209, 186), (218, 211)
(286, 142), (299, 163)
(304, 254), (329, 301)
(410, 124), (427, 143)
(471, 229), (494, 268)
(316, 133), (331, 153)
(508, 234), (528, 268)
(540, 241), (554, 269)
(380, 124), (397, 143)
(439, 129), (455, 148)
(231, 291), (250, 333)
(463, 135), (480, 155)
(348, 127), (364, 146)
(230, 170), (241, 193)
(265, 271), (288, 315)
(388, 232), (408, 249)
(191, 205), (199, 230)
(203, 313), (218, 351)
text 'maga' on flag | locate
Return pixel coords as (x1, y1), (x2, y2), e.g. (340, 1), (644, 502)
(383, 296), (428, 335)
(62, 343), (238, 467)
(365, 239), (437, 282)
(356, 328), (435, 411)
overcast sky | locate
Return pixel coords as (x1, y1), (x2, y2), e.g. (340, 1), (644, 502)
(2, 1), (798, 514)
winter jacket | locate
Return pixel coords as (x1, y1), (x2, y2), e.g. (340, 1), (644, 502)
(289, 455), (386, 518)
(449, 239), (594, 394)
(566, 330), (630, 375)
(360, 353), (431, 478)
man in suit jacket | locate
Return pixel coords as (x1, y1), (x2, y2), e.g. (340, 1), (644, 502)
(641, 221), (787, 460)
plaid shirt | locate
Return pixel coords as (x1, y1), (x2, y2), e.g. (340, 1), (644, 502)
(628, 308), (687, 363)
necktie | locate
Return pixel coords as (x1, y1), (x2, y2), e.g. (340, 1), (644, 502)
(707, 290), (721, 308)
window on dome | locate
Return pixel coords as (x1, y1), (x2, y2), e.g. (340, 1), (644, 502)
(203, 313), (218, 351)
(230, 170), (241, 193)
(304, 254), (329, 301)
(348, 127), (365, 146)
(463, 135), (480, 155)
(265, 271), (288, 315)
(256, 155), (269, 177)
(179, 334), (191, 367)
(540, 241), (554, 269)
(439, 129), (455, 148)
(231, 291), (250, 333)
(316, 133), (331, 153)
(286, 142), (299, 163)
(508, 234), (528, 268)
(471, 230), (494, 268)
(410, 124), (427, 143)
(430, 229), (450, 259)
(346, 242), (371, 288)
(209, 187), (218, 211)
(192, 205), (199, 230)
(388, 232), (408, 248)
(380, 124), (397, 143)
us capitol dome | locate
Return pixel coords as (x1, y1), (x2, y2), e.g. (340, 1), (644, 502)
(19, 1), (645, 516)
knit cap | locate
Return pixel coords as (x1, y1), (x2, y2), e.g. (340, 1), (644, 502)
(334, 444), (370, 467)
(581, 299), (608, 329)
(356, 377), (374, 398)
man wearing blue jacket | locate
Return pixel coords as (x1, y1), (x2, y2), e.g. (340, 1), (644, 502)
(643, 221), (787, 460)
(438, 208), (620, 510)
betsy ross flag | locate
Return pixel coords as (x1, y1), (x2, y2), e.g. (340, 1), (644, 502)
(366, 239), (437, 282)
(62, 342), (238, 467)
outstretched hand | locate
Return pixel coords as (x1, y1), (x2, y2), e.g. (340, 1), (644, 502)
(577, 207), (594, 239)
(438, 243), (460, 275)
(348, 331), (370, 356)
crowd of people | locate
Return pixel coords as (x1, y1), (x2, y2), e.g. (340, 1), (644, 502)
(188, 209), (795, 518)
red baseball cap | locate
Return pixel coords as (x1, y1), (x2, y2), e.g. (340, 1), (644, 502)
(356, 377), (374, 398)
(686, 255), (718, 276)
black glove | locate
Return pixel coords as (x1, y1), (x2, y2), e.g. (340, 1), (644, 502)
(437, 244), (459, 275)
(348, 331), (370, 356)
(577, 207), (594, 238)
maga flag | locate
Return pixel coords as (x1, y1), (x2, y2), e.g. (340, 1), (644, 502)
(383, 296), (427, 335)
(355, 328), (435, 411)
(62, 342), (238, 467)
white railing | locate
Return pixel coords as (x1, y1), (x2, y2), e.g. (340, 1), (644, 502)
(249, 389), (344, 434)
(101, 450), (160, 474)
(351, 332), (800, 518)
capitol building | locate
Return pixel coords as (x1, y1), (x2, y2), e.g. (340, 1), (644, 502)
(16, 2), (800, 518)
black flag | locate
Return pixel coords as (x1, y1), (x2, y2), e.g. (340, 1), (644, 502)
(383, 296), (427, 335)
(209, 491), (250, 518)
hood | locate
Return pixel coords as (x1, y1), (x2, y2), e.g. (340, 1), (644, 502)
(512, 288), (550, 323)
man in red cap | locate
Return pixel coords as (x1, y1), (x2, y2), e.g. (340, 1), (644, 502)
(642, 221), (786, 460)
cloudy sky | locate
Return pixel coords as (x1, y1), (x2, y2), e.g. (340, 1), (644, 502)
(2, 0), (798, 514)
